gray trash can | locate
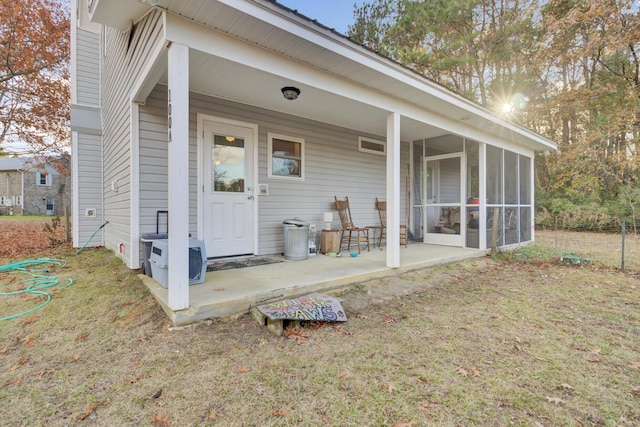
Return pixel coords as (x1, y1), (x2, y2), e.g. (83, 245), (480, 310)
(140, 233), (168, 277)
(283, 219), (310, 260)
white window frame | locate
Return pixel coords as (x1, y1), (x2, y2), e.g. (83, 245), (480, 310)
(14, 195), (21, 206)
(358, 136), (386, 156)
(267, 133), (305, 181)
(0, 196), (5, 206)
(36, 171), (52, 186)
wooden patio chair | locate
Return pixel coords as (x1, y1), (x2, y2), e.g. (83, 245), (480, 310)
(374, 198), (408, 248)
(334, 196), (370, 253)
(374, 198), (387, 248)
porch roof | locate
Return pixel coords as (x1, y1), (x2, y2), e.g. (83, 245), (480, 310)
(118, 0), (556, 152)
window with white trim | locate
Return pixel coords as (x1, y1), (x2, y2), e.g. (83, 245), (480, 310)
(358, 136), (386, 155)
(268, 133), (304, 180)
(36, 172), (52, 186)
(0, 196), (5, 206)
(14, 195), (21, 206)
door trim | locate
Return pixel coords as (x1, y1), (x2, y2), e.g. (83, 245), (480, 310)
(423, 152), (466, 247)
(196, 113), (259, 256)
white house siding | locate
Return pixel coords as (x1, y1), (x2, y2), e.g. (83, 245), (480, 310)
(101, 9), (164, 262)
(75, 29), (101, 106)
(72, 2), (104, 247)
(139, 85), (409, 259)
(75, 134), (104, 245)
(139, 99), (169, 235)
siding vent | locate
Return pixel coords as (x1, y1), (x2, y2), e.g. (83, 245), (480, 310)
(358, 137), (386, 155)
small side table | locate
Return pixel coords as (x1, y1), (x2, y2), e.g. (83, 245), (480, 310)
(321, 229), (341, 254)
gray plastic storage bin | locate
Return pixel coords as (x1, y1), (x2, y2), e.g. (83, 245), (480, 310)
(282, 218), (310, 260)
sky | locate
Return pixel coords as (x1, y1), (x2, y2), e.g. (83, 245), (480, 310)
(277, 0), (365, 34)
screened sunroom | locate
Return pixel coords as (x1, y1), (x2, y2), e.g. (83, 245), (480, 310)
(411, 135), (534, 250)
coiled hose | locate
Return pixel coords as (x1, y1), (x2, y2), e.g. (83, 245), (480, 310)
(0, 258), (73, 320)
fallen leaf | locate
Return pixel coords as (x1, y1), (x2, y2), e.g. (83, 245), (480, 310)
(236, 365), (251, 373)
(20, 315), (38, 326)
(284, 327), (311, 344)
(456, 366), (469, 377)
(387, 382), (397, 393)
(3, 379), (20, 388)
(469, 366), (481, 377)
(271, 409), (289, 417)
(631, 386), (640, 396)
(24, 335), (36, 348)
(77, 399), (108, 421)
(71, 354), (80, 362)
(213, 288), (225, 292)
(419, 402), (439, 411)
(322, 415), (331, 424)
(559, 382), (574, 390)
(630, 362), (640, 371)
(35, 369), (56, 377)
(151, 414), (170, 425)
(77, 404), (97, 421)
(546, 396), (565, 405)
(0, 345), (9, 354)
(383, 313), (399, 324)
(391, 421), (414, 427)
(9, 357), (28, 372)
(208, 410), (218, 420)
(126, 377), (141, 384)
(75, 332), (90, 341)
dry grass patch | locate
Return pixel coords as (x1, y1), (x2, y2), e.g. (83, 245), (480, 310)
(0, 239), (639, 425)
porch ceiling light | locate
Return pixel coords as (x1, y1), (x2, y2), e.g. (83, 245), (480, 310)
(281, 86), (300, 101)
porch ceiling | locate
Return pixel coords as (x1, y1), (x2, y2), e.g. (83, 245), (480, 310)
(156, 50), (448, 142)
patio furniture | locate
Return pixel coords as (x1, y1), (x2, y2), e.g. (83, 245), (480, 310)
(374, 198), (386, 247)
(334, 196), (370, 253)
(374, 198), (408, 248)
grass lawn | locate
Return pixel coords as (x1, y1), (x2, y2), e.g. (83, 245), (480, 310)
(0, 238), (639, 426)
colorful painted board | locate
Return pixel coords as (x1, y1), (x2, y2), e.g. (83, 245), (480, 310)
(257, 293), (347, 322)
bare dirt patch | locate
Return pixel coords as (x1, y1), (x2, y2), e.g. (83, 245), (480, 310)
(0, 230), (639, 426)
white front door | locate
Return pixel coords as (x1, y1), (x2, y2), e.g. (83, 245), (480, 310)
(202, 120), (255, 258)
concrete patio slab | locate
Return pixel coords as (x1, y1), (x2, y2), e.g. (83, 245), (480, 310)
(140, 244), (487, 325)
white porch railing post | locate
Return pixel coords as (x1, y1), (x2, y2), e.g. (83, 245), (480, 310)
(386, 112), (401, 268)
(167, 42), (190, 310)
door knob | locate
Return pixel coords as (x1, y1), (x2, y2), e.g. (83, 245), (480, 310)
(248, 196), (254, 200)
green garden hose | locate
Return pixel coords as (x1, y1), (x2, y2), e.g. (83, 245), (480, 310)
(0, 258), (73, 321)
(75, 221), (109, 254)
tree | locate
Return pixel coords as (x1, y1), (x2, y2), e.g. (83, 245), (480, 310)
(350, 0), (640, 222)
(0, 0), (70, 167)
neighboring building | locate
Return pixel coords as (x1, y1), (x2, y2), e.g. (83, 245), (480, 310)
(0, 157), (71, 216)
(70, 0), (557, 312)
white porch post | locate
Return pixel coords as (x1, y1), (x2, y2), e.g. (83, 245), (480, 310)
(167, 42), (190, 310)
(529, 156), (535, 243)
(478, 142), (487, 250)
(386, 112), (401, 268)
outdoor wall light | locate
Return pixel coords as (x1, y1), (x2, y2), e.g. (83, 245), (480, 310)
(281, 86), (301, 100)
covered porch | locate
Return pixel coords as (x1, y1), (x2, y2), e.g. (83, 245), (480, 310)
(140, 243), (486, 326)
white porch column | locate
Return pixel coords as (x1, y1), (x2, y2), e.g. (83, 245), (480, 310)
(386, 112), (401, 268)
(478, 142), (487, 250)
(167, 42), (190, 310)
